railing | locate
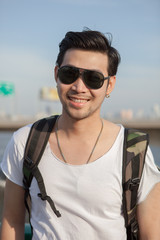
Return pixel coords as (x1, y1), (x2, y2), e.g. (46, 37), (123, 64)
(25, 224), (32, 239)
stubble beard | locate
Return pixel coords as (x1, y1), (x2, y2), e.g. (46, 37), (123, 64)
(62, 102), (101, 121)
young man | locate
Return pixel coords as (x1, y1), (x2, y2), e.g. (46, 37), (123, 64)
(1, 30), (160, 240)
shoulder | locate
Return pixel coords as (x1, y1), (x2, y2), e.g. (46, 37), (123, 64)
(11, 124), (33, 154)
(138, 146), (160, 203)
(102, 119), (124, 140)
(1, 123), (33, 185)
(100, 119), (124, 153)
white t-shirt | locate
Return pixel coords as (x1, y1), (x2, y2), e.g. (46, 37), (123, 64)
(1, 124), (160, 240)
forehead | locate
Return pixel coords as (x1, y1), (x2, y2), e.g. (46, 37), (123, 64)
(61, 49), (109, 74)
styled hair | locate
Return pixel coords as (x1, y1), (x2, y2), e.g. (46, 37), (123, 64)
(56, 29), (121, 76)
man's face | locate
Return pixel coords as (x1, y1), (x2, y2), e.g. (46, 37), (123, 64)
(55, 49), (115, 120)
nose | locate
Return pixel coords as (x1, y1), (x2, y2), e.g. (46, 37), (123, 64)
(71, 76), (88, 93)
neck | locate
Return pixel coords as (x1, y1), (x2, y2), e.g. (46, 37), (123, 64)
(55, 115), (104, 164)
(58, 114), (102, 136)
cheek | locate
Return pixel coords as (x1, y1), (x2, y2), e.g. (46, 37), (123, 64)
(57, 82), (70, 100)
(99, 90), (106, 101)
(92, 85), (107, 100)
(56, 83), (64, 101)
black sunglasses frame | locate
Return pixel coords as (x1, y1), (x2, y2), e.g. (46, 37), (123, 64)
(57, 65), (110, 90)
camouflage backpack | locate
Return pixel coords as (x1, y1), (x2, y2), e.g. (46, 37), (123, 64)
(122, 128), (149, 240)
(23, 115), (149, 240)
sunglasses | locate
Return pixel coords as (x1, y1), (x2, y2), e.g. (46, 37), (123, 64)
(57, 66), (110, 89)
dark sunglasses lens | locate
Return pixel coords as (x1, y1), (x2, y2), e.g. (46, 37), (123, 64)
(58, 66), (79, 84)
(84, 71), (104, 89)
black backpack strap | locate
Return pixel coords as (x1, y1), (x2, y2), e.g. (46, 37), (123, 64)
(122, 128), (149, 240)
(23, 115), (61, 222)
(32, 164), (61, 217)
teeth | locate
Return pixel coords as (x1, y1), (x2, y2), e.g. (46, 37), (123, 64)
(70, 98), (88, 103)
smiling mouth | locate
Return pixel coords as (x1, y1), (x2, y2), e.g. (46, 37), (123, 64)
(68, 96), (90, 103)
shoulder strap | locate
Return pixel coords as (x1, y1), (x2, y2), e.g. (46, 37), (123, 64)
(122, 128), (149, 240)
(23, 115), (61, 219)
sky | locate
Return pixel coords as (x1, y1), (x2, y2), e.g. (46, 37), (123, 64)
(0, 0), (160, 119)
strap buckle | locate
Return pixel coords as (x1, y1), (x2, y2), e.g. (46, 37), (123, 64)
(131, 220), (139, 240)
(24, 156), (34, 167)
(123, 178), (140, 191)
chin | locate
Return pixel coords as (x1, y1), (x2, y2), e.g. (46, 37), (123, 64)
(63, 108), (98, 121)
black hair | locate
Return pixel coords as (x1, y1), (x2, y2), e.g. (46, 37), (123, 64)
(56, 29), (121, 76)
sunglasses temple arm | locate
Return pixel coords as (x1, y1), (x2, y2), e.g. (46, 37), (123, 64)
(106, 77), (110, 89)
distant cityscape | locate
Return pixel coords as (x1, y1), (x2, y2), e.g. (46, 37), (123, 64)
(0, 83), (160, 122)
(104, 103), (160, 121)
(0, 102), (160, 122)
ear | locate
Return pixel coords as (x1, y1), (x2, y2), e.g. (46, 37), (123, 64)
(106, 76), (116, 95)
(54, 65), (59, 83)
